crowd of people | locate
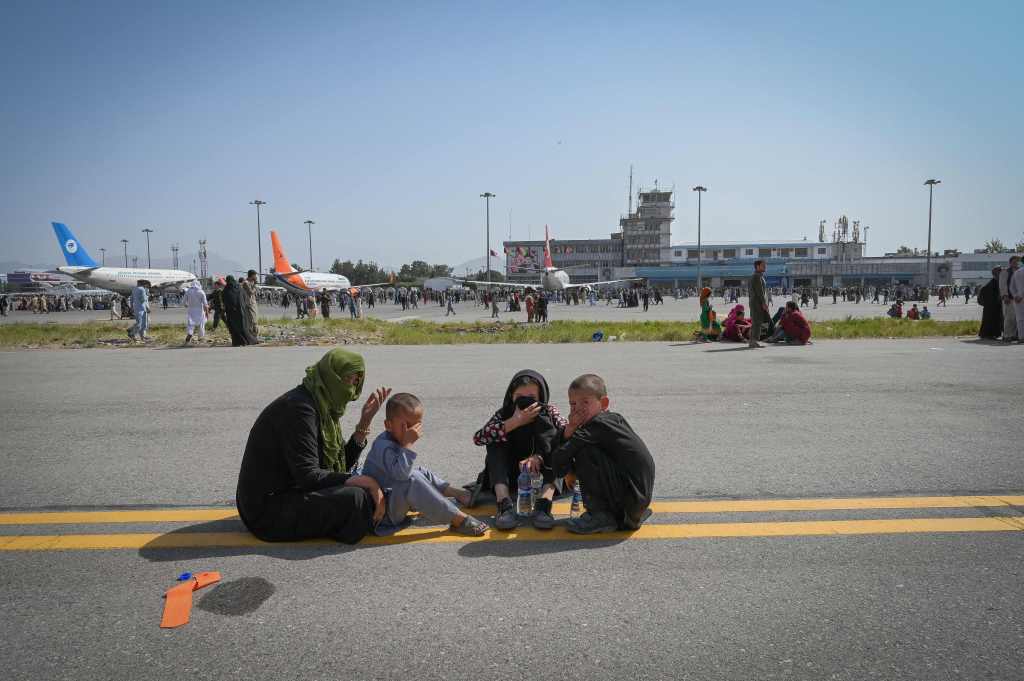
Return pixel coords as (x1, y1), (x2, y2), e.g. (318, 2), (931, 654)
(695, 261), (813, 346)
(235, 348), (656, 543)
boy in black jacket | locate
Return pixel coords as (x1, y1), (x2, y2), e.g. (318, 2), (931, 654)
(552, 373), (655, 534)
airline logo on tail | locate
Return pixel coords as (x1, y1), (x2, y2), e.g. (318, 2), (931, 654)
(52, 222), (99, 268)
(544, 225), (554, 269)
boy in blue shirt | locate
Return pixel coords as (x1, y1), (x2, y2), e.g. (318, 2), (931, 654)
(361, 393), (487, 536)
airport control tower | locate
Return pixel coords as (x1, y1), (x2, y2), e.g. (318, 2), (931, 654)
(619, 187), (674, 266)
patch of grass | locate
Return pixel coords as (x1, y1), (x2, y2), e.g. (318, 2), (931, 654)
(0, 315), (981, 349)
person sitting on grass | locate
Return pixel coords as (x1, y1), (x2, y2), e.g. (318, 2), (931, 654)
(920, 305), (932, 320)
(472, 370), (567, 530)
(694, 287), (721, 342)
(766, 301), (812, 344)
(361, 393), (487, 536)
(907, 303), (920, 320)
(721, 304), (752, 342)
(551, 374), (655, 534)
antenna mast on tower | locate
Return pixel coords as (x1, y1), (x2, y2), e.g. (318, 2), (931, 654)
(198, 240), (208, 279)
(628, 165), (633, 215)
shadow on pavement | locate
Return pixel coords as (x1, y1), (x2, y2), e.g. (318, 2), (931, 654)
(960, 338), (1007, 346)
(457, 532), (628, 558)
(703, 345), (754, 352)
(195, 577), (276, 616)
(137, 519), (356, 562)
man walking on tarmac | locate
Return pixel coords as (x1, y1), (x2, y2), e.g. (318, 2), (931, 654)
(127, 280), (151, 342)
(748, 260), (768, 349)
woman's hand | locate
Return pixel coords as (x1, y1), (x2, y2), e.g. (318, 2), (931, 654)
(345, 475), (386, 523)
(505, 403), (541, 434)
(357, 387), (392, 431)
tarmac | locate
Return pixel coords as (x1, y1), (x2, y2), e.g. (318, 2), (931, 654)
(0, 338), (1021, 680)
(0, 296), (982, 326)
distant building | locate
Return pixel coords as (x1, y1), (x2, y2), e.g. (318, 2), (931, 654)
(951, 252), (1023, 285)
(500, 184), (996, 289)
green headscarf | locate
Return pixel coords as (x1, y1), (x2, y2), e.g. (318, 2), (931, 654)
(301, 349), (365, 472)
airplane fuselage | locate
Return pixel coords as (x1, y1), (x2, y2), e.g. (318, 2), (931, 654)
(58, 266), (197, 295)
(274, 270), (352, 296)
(541, 269), (573, 291)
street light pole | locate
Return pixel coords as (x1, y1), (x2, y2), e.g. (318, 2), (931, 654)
(250, 200), (267, 278)
(480, 192), (496, 291)
(304, 220), (315, 271)
(121, 239), (129, 267)
(100, 248), (106, 266)
(142, 228), (154, 268)
(924, 179), (941, 298)
(692, 186), (707, 289)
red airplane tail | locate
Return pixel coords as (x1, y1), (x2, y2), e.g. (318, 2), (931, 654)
(544, 225), (554, 269)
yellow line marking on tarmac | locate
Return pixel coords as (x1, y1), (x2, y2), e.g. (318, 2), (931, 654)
(1, 495), (1021, 526)
(0, 517), (1021, 551)
(0, 509), (240, 525)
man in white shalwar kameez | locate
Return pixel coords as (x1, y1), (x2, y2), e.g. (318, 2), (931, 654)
(184, 280), (209, 344)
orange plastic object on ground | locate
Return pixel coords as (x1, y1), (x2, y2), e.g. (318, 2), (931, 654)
(160, 571), (221, 628)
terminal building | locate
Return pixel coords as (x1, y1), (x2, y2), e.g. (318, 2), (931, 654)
(502, 187), (1017, 289)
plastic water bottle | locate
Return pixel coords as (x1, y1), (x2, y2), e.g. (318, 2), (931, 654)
(530, 468), (543, 509)
(517, 463), (532, 516)
(569, 480), (582, 519)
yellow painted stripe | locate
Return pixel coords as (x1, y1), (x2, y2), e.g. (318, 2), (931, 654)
(1, 495), (1021, 526)
(0, 508), (240, 525)
(0, 516), (1021, 551)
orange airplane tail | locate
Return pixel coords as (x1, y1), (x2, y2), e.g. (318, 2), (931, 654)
(270, 231), (295, 275)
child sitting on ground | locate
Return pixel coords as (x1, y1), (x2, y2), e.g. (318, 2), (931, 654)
(361, 393), (487, 536)
(551, 374), (656, 534)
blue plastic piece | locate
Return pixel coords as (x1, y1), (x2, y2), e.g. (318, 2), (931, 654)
(177, 572), (193, 581)
(591, 331), (604, 342)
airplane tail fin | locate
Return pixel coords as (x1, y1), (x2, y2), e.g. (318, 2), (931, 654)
(270, 231), (295, 274)
(51, 222), (99, 268)
(543, 225), (554, 269)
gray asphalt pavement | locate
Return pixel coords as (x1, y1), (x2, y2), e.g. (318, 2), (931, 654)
(1, 339), (1021, 680)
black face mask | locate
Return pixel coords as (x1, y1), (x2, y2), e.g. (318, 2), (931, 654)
(514, 395), (538, 411)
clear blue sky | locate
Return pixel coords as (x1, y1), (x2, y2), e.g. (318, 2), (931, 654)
(2, 0), (1022, 271)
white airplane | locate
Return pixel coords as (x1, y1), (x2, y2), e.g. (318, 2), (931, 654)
(459, 225), (642, 292)
(51, 222), (198, 295)
(270, 230), (391, 296)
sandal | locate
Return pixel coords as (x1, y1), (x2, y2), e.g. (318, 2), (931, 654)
(450, 515), (488, 536)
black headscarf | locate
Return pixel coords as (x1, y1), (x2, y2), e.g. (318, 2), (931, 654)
(501, 369), (560, 459)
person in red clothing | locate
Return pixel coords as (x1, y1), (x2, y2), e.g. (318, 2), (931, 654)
(778, 301), (812, 344)
(907, 304), (920, 320)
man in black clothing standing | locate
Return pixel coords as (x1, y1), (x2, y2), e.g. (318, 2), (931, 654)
(748, 259), (768, 348)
